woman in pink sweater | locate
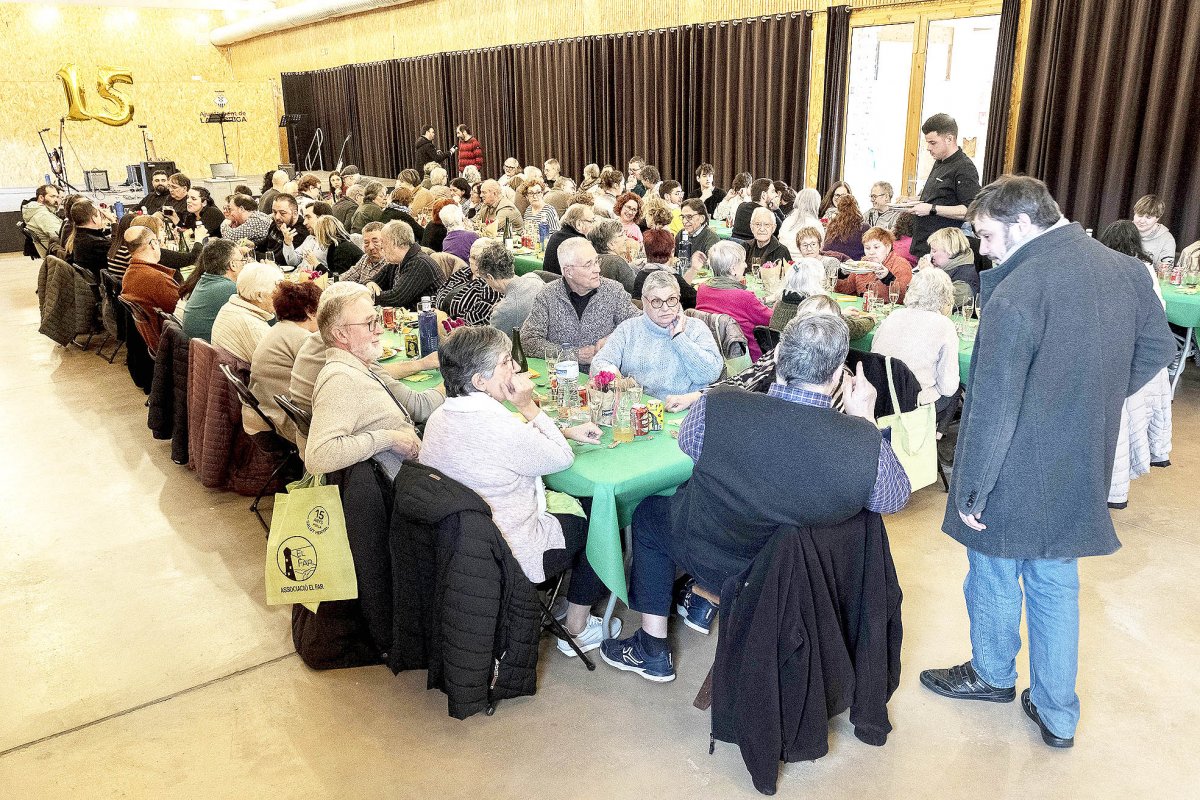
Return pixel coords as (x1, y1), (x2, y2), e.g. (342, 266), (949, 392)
(695, 241), (773, 359)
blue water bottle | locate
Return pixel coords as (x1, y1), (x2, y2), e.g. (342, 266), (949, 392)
(417, 296), (439, 356)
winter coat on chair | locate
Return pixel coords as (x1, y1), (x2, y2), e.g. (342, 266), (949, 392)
(147, 320), (191, 464)
(389, 462), (542, 719)
(1109, 367), (1172, 504)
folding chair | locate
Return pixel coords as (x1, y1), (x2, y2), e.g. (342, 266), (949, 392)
(219, 364), (301, 531)
(274, 394), (312, 440)
(98, 270), (126, 363)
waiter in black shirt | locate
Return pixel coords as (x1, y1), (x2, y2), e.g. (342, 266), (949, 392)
(909, 113), (981, 258)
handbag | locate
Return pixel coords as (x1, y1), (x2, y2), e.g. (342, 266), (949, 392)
(875, 356), (937, 491)
(265, 473), (359, 610)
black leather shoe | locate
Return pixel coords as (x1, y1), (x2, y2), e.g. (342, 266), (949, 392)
(1021, 689), (1074, 748)
(1107, 501), (1128, 510)
(919, 661), (1015, 703)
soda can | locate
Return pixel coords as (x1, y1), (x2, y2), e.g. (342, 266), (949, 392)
(645, 399), (665, 431)
(381, 307), (397, 329)
(403, 330), (420, 359)
(632, 404), (650, 436)
(578, 386), (589, 406)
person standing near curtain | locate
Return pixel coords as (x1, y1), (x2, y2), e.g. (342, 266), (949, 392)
(414, 125), (453, 173)
(909, 114), (981, 258)
(919, 176), (1175, 749)
(455, 124), (484, 177)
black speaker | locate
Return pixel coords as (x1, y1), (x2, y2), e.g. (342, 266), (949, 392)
(137, 160), (176, 191)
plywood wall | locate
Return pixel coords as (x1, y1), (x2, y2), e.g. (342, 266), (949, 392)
(0, 3), (279, 189)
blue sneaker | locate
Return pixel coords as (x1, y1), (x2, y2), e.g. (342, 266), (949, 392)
(599, 631), (675, 683)
(676, 584), (718, 635)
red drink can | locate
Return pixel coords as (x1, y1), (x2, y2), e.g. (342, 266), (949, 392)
(578, 386), (589, 405)
(632, 404), (650, 436)
(381, 307), (397, 328)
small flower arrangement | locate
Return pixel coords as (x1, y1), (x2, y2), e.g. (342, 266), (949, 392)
(590, 370), (618, 392)
(586, 372), (639, 426)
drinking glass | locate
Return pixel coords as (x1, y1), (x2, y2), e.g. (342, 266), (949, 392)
(974, 294), (982, 318)
(612, 384), (641, 444)
(888, 288), (900, 308)
(962, 295), (975, 321)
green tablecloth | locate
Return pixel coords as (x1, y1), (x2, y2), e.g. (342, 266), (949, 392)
(1162, 282), (1200, 328)
(512, 250), (545, 276)
(833, 294), (975, 380)
(373, 345), (688, 602)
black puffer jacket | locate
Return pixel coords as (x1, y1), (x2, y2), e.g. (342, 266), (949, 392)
(147, 320), (191, 464)
(390, 462), (542, 719)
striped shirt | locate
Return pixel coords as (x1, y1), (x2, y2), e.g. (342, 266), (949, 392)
(678, 383), (910, 514)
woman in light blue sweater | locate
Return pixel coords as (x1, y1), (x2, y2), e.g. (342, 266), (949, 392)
(593, 271), (724, 399)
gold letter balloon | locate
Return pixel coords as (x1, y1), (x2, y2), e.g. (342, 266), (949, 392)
(56, 65), (135, 127)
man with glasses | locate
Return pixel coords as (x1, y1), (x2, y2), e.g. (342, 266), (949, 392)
(867, 181), (901, 231)
(679, 199), (721, 258)
(592, 270), (722, 400)
(157, 173), (191, 228)
(543, 203), (597, 275)
(120, 225), (179, 352)
(731, 178), (779, 241)
(304, 282), (444, 474)
(499, 158), (522, 188)
(520, 237), (640, 366)
(742, 207), (791, 270)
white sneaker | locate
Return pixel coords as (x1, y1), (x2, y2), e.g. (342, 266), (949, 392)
(557, 615), (621, 657)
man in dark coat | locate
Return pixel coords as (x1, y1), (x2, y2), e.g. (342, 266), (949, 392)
(920, 176), (1175, 748)
(542, 203), (596, 275)
(414, 125), (453, 173)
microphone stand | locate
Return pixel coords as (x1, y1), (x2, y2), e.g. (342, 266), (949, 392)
(334, 133), (352, 173)
(139, 125), (151, 161)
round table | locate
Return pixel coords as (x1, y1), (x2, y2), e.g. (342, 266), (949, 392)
(1161, 282), (1200, 393)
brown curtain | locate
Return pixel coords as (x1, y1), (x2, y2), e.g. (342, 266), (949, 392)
(689, 14), (812, 190)
(351, 61), (399, 177)
(280, 72), (317, 169)
(816, 4), (851, 193)
(981, 0), (1021, 185)
(509, 39), (596, 183)
(597, 29), (692, 186)
(393, 55), (447, 173)
(443, 48), (515, 177)
(1014, 0), (1200, 246)
(310, 67), (356, 172)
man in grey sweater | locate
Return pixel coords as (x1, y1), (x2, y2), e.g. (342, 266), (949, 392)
(520, 238), (640, 366)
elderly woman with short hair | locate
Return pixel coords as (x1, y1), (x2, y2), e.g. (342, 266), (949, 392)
(631, 228), (698, 309)
(211, 262), (284, 362)
(779, 187), (825, 261)
(768, 258), (826, 331)
(521, 178), (560, 234)
(439, 202), (479, 263)
(592, 271), (722, 400)
(586, 218), (638, 294)
(434, 239), (501, 325)
(419, 326), (613, 656)
(923, 226), (979, 308)
(695, 241), (773, 360)
(835, 225), (913, 302)
(871, 267), (960, 418)
(247, 280), (322, 440)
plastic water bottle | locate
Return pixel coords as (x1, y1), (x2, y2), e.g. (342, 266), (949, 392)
(555, 348), (581, 423)
(417, 296), (438, 356)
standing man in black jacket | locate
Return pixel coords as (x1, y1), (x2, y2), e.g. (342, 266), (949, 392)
(414, 125), (453, 173)
(920, 176), (1175, 748)
(908, 113), (981, 257)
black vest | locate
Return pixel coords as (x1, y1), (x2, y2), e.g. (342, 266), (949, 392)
(671, 386), (881, 591)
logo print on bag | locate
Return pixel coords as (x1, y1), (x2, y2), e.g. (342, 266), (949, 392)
(277, 536), (318, 582)
(306, 506), (330, 535)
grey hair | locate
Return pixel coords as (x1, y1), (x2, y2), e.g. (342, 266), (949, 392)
(640, 269), (679, 299)
(316, 282), (371, 347)
(346, 184), (365, 202)
(751, 206), (777, 228)
(795, 188), (821, 220)
(562, 203), (592, 227)
(871, 181), (894, 200)
(558, 237), (597, 271)
(776, 313), (850, 386)
(708, 240), (747, 278)
(463, 165), (481, 183)
(361, 181), (385, 204)
(439, 203), (465, 228)
(781, 258), (826, 299)
(587, 218), (624, 254)
(381, 219), (415, 249)
(557, 178), (577, 192)
(904, 267), (954, 314)
(439, 326), (512, 397)
(235, 262), (283, 304)
(474, 241), (515, 280)
(794, 294), (844, 320)
(430, 167), (447, 186)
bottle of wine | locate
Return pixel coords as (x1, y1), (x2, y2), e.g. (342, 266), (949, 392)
(503, 218), (514, 251)
(511, 328), (528, 373)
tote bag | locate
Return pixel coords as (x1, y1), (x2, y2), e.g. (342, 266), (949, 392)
(265, 473), (358, 609)
(875, 357), (937, 491)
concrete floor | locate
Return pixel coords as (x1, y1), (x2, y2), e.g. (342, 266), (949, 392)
(1, 252), (1197, 799)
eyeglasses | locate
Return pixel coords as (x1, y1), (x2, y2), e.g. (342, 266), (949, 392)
(869, 193), (888, 200)
(648, 296), (681, 309)
(527, 189), (543, 196)
(680, 213), (700, 222)
(799, 240), (820, 250)
(750, 222), (775, 230)
(341, 314), (383, 333)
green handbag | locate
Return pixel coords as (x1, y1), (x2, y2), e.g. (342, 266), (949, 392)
(875, 357), (937, 491)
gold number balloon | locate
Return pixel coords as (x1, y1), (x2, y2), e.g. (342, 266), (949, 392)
(55, 64), (134, 126)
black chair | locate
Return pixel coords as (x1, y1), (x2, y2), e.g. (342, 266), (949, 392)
(274, 394), (312, 440)
(753, 325), (780, 356)
(219, 364), (302, 531)
(98, 269), (126, 363)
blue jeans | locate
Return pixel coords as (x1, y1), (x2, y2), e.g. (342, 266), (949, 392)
(964, 548), (1081, 738)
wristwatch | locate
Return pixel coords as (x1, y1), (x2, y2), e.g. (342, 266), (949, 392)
(931, 205), (938, 217)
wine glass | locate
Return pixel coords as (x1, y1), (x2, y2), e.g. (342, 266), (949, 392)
(962, 294), (975, 322)
(888, 288), (900, 308)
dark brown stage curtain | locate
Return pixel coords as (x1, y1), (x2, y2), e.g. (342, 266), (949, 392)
(816, 4), (851, 194)
(393, 55), (448, 174)
(509, 39), (596, 183)
(689, 14), (812, 191)
(1014, 0), (1200, 246)
(310, 67), (356, 172)
(596, 29), (692, 187)
(442, 48), (515, 178)
(280, 72), (318, 169)
(351, 61), (400, 178)
(981, 0), (1021, 185)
